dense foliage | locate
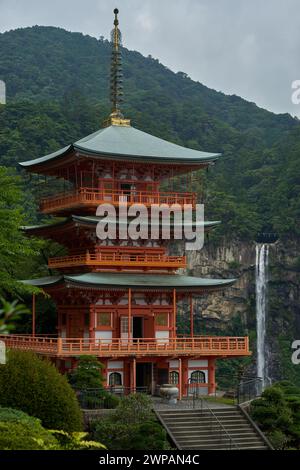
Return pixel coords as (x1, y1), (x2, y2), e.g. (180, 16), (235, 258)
(0, 298), (28, 333)
(91, 394), (169, 450)
(50, 430), (105, 450)
(0, 407), (58, 450)
(250, 381), (300, 449)
(0, 350), (83, 432)
(0, 407), (105, 450)
(0, 166), (43, 296)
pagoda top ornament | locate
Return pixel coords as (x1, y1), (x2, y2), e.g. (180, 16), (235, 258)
(103, 8), (131, 128)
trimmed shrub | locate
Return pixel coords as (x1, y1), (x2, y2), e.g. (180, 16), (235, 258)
(76, 388), (120, 409)
(92, 419), (167, 450)
(0, 350), (83, 432)
(68, 356), (104, 389)
(131, 421), (168, 450)
(91, 394), (168, 450)
(0, 407), (58, 450)
(250, 381), (300, 449)
(113, 393), (154, 425)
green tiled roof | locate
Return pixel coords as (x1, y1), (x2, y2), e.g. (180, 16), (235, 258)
(21, 273), (235, 291)
(19, 125), (220, 168)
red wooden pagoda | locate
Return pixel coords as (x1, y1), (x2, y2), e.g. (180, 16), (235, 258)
(1, 9), (250, 397)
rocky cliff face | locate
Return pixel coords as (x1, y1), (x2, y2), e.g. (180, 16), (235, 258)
(183, 237), (300, 385)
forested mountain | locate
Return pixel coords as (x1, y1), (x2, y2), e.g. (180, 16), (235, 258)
(0, 25), (299, 239)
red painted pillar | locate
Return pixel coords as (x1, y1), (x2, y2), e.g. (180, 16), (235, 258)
(182, 358), (188, 397)
(189, 294), (194, 337)
(178, 358), (182, 400)
(173, 289), (176, 339)
(128, 288), (132, 342)
(132, 357), (136, 394)
(208, 358), (216, 395)
(89, 305), (95, 340)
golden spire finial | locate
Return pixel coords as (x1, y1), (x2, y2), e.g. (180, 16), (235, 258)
(103, 8), (130, 128)
(112, 8), (120, 51)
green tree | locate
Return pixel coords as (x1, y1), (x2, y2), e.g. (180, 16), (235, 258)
(0, 167), (41, 296)
(0, 350), (83, 432)
(68, 355), (104, 389)
(250, 381), (300, 449)
(91, 394), (168, 450)
(0, 297), (29, 333)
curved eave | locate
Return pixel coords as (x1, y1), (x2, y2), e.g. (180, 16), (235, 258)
(21, 219), (70, 233)
(21, 217), (221, 237)
(19, 145), (73, 169)
(21, 273), (236, 292)
(21, 276), (63, 287)
(73, 144), (220, 165)
(19, 146), (219, 170)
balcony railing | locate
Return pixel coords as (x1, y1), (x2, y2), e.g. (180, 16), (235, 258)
(48, 252), (186, 270)
(40, 187), (197, 213)
(0, 335), (250, 358)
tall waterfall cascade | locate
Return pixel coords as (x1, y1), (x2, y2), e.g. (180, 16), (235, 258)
(255, 243), (270, 390)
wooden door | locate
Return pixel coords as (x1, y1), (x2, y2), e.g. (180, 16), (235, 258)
(67, 314), (84, 338)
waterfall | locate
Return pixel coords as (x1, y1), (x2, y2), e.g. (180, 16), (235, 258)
(255, 243), (270, 390)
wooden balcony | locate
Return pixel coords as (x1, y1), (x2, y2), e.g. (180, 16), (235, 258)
(0, 335), (250, 358)
(48, 251), (186, 271)
(40, 187), (197, 214)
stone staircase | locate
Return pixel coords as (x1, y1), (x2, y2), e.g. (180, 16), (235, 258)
(155, 406), (271, 450)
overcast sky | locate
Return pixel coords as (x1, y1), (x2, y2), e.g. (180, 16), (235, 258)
(1, 0), (300, 117)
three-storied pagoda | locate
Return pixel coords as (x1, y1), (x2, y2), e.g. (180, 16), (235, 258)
(3, 9), (250, 397)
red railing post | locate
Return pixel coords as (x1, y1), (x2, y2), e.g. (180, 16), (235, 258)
(57, 337), (63, 355)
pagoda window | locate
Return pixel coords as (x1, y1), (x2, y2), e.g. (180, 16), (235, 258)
(120, 182), (131, 194)
(61, 314), (66, 326)
(97, 313), (112, 327)
(109, 372), (122, 386)
(169, 371), (179, 385)
(120, 316), (129, 334)
(190, 370), (206, 384)
(155, 313), (169, 327)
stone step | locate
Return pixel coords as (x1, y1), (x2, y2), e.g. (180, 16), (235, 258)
(164, 423), (250, 432)
(163, 417), (248, 424)
(156, 406), (270, 450)
(159, 409), (237, 417)
(180, 434), (261, 444)
(159, 407), (236, 413)
(161, 411), (245, 417)
(172, 430), (258, 437)
(160, 406), (237, 411)
(181, 444), (268, 450)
